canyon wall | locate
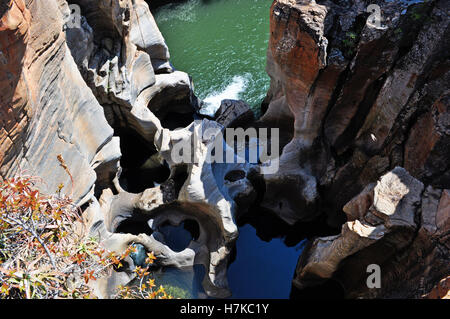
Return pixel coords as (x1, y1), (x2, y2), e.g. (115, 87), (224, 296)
(0, 0), (120, 204)
(260, 0), (449, 298)
(0, 0), (448, 299)
(0, 0), (253, 298)
(0, 0), (197, 203)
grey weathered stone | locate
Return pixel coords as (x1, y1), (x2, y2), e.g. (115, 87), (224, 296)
(214, 99), (255, 128)
(293, 168), (449, 298)
(0, 0), (120, 205)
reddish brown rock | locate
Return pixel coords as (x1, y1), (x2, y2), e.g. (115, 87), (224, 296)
(0, 0), (32, 177)
(423, 276), (450, 299)
(404, 94), (450, 187)
(258, 0), (449, 228)
(0, 0), (120, 203)
(262, 0), (328, 144)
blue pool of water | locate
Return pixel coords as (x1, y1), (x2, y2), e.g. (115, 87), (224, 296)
(227, 224), (305, 299)
(147, 223), (305, 299)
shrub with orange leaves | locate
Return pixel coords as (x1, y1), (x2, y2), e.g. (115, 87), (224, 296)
(0, 173), (171, 299)
(112, 251), (173, 299)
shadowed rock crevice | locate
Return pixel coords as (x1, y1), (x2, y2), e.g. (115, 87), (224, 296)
(115, 128), (170, 194)
(292, 168), (449, 298)
(290, 278), (345, 299)
(332, 75), (386, 156)
(1, 0), (448, 300)
(254, 0), (449, 299)
(115, 216), (154, 237)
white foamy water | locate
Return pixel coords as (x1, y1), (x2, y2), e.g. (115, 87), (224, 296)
(200, 74), (250, 116)
(155, 0), (201, 23)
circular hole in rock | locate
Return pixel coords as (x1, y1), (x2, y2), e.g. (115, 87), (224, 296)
(116, 128), (170, 193)
(159, 111), (195, 130)
(158, 219), (199, 252)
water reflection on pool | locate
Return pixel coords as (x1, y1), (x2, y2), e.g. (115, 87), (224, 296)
(227, 224), (305, 299)
(143, 223), (305, 299)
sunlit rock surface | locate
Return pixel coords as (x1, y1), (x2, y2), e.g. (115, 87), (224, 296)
(0, 0), (119, 204)
(0, 0), (248, 298)
(259, 0), (449, 225)
(0, 0), (448, 299)
(259, 0), (449, 298)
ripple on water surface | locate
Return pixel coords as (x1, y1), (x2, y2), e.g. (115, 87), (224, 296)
(154, 0), (272, 116)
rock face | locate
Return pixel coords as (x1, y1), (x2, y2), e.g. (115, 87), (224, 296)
(260, 0), (449, 224)
(87, 119), (258, 298)
(259, 0), (449, 298)
(293, 168), (449, 298)
(0, 0), (120, 204)
(214, 99), (255, 129)
(1, 0), (448, 300)
(0, 0), (239, 298)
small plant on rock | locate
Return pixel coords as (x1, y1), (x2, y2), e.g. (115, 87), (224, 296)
(0, 156), (171, 299)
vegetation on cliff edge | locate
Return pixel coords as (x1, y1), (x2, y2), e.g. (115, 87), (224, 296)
(0, 157), (172, 299)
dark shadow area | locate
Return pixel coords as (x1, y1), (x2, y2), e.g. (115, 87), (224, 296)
(290, 279), (345, 299)
(237, 202), (340, 247)
(159, 219), (199, 252)
(224, 170), (246, 182)
(115, 218), (154, 236)
(159, 111), (195, 130)
(171, 166), (190, 194)
(68, 0), (122, 42)
(183, 219), (200, 240)
(159, 165), (189, 203)
(117, 128), (154, 168)
(116, 128), (170, 193)
(0, 2), (8, 17)
(145, 0), (188, 10)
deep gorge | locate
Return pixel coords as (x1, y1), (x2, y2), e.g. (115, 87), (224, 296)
(0, 0), (448, 300)
(152, 0), (309, 299)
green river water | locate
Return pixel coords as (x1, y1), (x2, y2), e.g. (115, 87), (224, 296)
(154, 0), (272, 116)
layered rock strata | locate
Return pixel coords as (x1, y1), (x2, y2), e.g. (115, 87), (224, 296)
(0, 0), (120, 204)
(260, 0), (449, 226)
(0, 0), (250, 298)
(260, 0), (449, 298)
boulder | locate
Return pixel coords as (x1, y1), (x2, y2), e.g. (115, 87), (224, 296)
(292, 168), (449, 298)
(214, 99), (255, 128)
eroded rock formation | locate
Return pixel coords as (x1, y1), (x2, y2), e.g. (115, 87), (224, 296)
(259, 0), (449, 298)
(260, 0), (449, 226)
(293, 167), (449, 298)
(0, 0), (120, 204)
(1, 0), (448, 299)
(0, 0), (242, 298)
